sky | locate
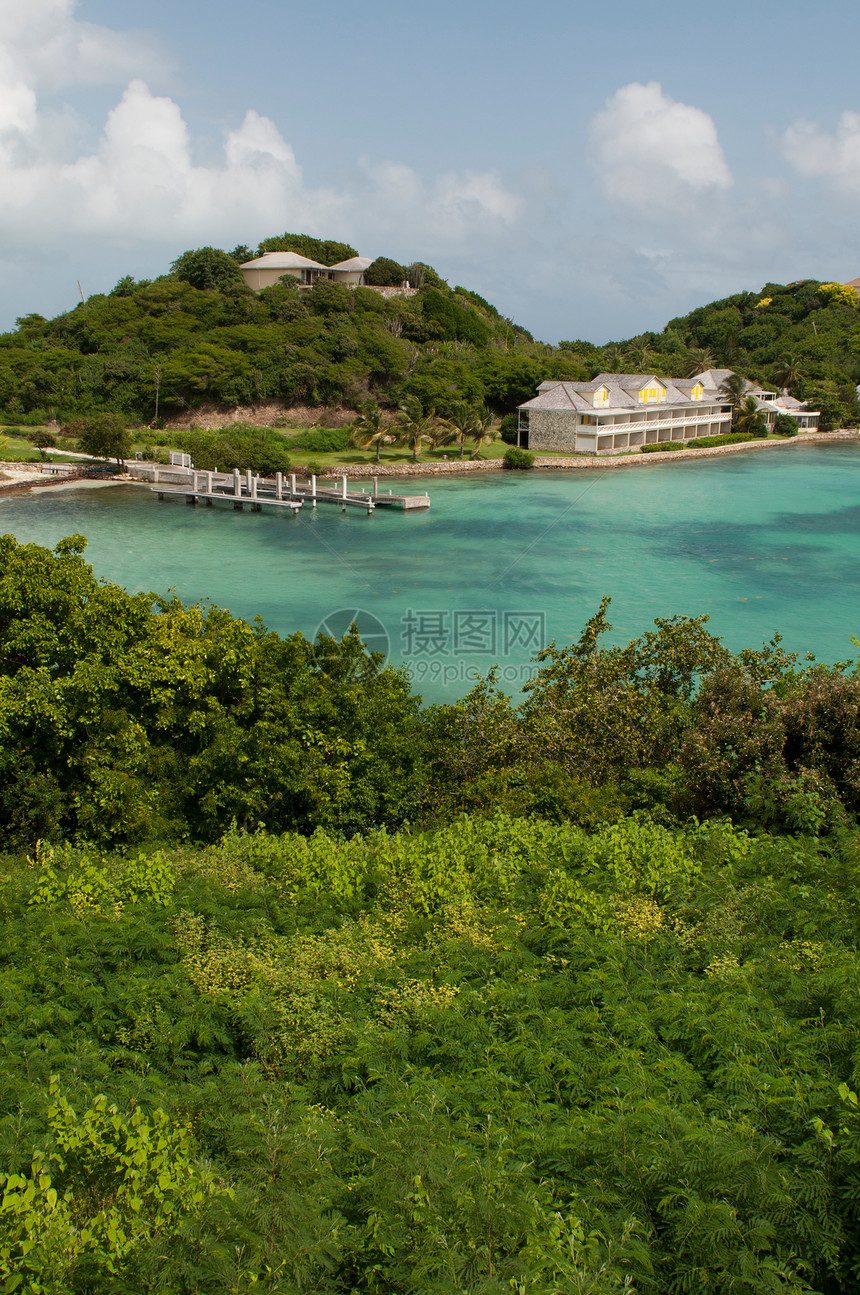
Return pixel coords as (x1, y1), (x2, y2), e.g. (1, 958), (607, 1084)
(1, 0), (859, 344)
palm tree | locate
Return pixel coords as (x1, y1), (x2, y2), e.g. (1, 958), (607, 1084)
(626, 342), (657, 372)
(446, 401), (478, 458)
(470, 406), (499, 458)
(396, 395), (443, 463)
(349, 401), (393, 464)
(734, 395), (767, 436)
(718, 372), (749, 406)
(601, 343), (624, 372)
(684, 347), (715, 377)
(774, 356), (804, 393)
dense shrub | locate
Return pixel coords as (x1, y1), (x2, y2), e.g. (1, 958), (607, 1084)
(170, 246), (246, 292)
(421, 288), (491, 347)
(773, 411), (800, 435)
(2, 813), (860, 1291)
(174, 424), (292, 475)
(365, 257), (406, 287)
(292, 427), (350, 453)
(640, 431), (755, 453)
(503, 446), (534, 468)
(499, 412), (519, 443)
(256, 232), (359, 264)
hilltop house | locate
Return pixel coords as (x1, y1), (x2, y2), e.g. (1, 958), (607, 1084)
(517, 370), (818, 456)
(239, 251), (373, 292)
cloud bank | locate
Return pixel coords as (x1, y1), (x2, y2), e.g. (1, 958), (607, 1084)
(783, 111), (860, 194)
(0, 0), (521, 252)
(589, 82), (733, 210)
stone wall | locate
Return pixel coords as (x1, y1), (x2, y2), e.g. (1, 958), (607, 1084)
(527, 409), (579, 453)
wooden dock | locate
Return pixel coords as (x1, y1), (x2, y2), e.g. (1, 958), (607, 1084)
(150, 468), (429, 515)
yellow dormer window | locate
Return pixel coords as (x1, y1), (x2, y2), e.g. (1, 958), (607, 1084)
(692, 383), (703, 400)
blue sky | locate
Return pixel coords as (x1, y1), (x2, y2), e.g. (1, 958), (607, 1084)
(2, 0), (859, 342)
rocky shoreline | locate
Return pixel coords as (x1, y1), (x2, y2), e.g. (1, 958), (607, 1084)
(322, 429), (860, 477)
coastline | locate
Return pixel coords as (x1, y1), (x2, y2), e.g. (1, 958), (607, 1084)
(2, 429), (858, 496)
(322, 428), (860, 478)
(0, 464), (133, 495)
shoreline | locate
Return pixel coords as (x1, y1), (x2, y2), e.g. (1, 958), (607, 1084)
(321, 428), (860, 477)
(2, 429), (858, 495)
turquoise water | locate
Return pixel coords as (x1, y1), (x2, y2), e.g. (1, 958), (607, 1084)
(2, 442), (859, 701)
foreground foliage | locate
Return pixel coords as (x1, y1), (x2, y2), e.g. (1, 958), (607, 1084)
(3, 536), (860, 849)
(1, 814), (859, 1292)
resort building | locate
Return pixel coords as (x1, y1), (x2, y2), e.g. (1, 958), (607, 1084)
(328, 256), (373, 284)
(240, 252), (373, 292)
(518, 369), (818, 455)
(694, 370), (819, 433)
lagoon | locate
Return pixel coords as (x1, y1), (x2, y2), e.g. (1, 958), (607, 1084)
(2, 441), (860, 701)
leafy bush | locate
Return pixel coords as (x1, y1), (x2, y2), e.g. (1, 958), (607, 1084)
(174, 425), (292, 475)
(640, 432), (755, 453)
(774, 412), (800, 436)
(499, 413), (519, 444)
(293, 427), (350, 453)
(256, 232), (359, 265)
(170, 246), (246, 292)
(503, 446), (534, 468)
(422, 288), (491, 347)
(365, 257), (407, 287)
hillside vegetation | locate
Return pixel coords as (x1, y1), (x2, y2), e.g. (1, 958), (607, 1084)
(4, 539), (860, 1290)
(2, 814), (860, 1293)
(563, 278), (860, 429)
(2, 236), (859, 431)
(4, 536), (860, 850)
(0, 241), (558, 428)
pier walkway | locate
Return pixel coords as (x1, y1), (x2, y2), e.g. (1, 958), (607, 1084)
(146, 467), (429, 515)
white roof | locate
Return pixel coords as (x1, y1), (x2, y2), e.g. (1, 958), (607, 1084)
(328, 256), (372, 272)
(240, 251), (330, 270)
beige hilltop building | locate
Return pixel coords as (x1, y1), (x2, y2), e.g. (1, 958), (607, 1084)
(239, 251), (375, 292)
(518, 369), (819, 456)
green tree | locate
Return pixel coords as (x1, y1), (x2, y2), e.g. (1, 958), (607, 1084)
(718, 371), (749, 405)
(684, 346), (715, 376)
(365, 257), (407, 287)
(774, 355), (805, 391)
(445, 400), (478, 457)
(31, 430), (56, 459)
(469, 405), (497, 458)
(396, 395), (441, 462)
(170, 246), (246, 292)
(349, 401), (393, 463)
(733, 394), (767, 435)
(256, 233), (359, 265)
(76, 413), (132, 468)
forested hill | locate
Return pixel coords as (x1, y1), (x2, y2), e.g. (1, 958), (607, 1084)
(0, 239), (568, 426)
(1, 235), (859, 427)
(571, 277), (860, 429)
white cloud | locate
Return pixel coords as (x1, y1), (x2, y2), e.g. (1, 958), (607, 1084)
(355, 161), (522, 246)
(0, 0), (164, 90)
(589, 81), (733, 210)
(783, 111), (860, 194)
(0, 0), (521, 263)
